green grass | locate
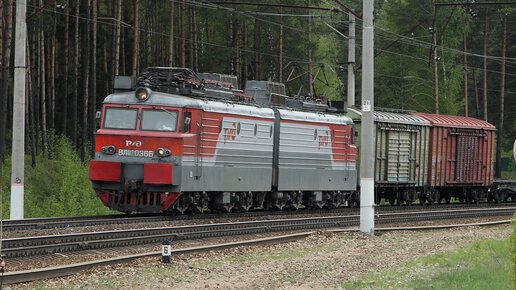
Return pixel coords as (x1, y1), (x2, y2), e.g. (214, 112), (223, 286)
(342, 238), (511, 289)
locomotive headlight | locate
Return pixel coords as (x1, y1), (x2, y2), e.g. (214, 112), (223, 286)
(135, 87), (151, 102)
(101, 145), (116, 155)
(156, 147), (171, 157)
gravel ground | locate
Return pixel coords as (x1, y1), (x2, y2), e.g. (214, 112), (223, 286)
(11, 221), (512, 289)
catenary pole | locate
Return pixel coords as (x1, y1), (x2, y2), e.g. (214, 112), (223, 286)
(360, 0), (374, 235)
(10, 0), (27, 220)
(347, 14), (355, 107)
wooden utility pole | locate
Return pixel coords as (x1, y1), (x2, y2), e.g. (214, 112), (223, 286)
(495, 16), (506, 178)
(432, 1), (439, 114)
(347, 14), (355, 107)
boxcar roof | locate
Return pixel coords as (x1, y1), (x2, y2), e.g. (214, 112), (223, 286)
(413, 112), (496, 130)
(346, 107), (430, 126)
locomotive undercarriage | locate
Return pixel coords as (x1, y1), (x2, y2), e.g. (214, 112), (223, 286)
(164, 190), (354, 215)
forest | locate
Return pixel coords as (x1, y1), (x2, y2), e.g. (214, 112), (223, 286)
(0, 0), (514, 173)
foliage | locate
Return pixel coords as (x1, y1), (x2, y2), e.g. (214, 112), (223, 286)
(0, 134), (112, 218)
(342, 236), (511, 289)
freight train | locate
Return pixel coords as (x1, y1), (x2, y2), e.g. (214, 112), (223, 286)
(89, 67), (506, 214)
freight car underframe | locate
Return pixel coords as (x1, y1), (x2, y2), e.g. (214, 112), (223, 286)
(375, 184), (491, 206)
(491, 179), (516, 203)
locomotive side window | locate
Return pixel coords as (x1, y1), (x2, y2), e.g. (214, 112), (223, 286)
(103, 107), (138, 130)
(141, 109), (178, 132)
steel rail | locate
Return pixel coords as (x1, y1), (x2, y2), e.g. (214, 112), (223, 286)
(2, 203), (514, 231)
(2, 219), (512, 285)
(1, 207), (514, 258)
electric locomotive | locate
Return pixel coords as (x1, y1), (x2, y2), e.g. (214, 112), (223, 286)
(89, 68), (357, 214)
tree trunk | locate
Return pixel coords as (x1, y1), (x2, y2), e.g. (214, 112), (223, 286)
(193, 6), (198, 72)
(27, 47), (36, 166)
(112, 0), (122, 78)
(233, 18), (241, 87)
(243, 19), (247, 89)
(279, 8), (283, 83)
(179, 0), (185, 67)
(495, 17), (506, 178)
(463, 31), (467, 117)
(90, 0), (97, 158)
(132, 0), (141, 77)
(50, 5), (57, 130)
(188, 5), (193, 70)
(61, 0), (70, 135)
(81, 0), (91, 161)
(40, 27), (47, 149)
(29, 23), (40, 156)
(253, 18), (260, 80)
(169, 0), (174, 66)
(482, 9), (488, 121)
(72, 0), (79, 148)
(473, 68), (479, 118)
(307, 0), (312, 96)
(0, 0), (13, 163)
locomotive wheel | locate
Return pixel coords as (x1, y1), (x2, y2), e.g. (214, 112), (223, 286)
(285, 192), (302, 210)
(347, 192), (360, 208)
(187, 192), (209, 214)
(265, 192), (286, 211)
(233, 192), (253, 212)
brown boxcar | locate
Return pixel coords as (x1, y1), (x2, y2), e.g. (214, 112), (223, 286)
(413, 113), (496, 203)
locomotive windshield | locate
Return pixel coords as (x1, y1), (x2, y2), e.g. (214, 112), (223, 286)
(103, 107), (138, 130)
(141, 108), (178, 132)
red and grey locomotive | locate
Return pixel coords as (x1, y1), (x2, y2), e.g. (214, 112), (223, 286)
(89, 68), (358, 214)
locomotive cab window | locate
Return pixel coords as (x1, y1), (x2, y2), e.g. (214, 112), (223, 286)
(141, 108), (178, 132)
(103, 107), (138, 130)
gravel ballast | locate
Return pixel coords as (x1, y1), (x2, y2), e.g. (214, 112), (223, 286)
(12, 223), (512, 289)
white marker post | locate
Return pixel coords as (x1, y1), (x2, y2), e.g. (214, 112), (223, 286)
(162, 240), (171, 263)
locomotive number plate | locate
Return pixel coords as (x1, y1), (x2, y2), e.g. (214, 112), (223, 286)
(118, 149), (154, 158)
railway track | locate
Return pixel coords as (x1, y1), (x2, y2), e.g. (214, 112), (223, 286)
(2, 203), (514, 231)
(0, 207), (513, 285)
(1, 207), (514, 258)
